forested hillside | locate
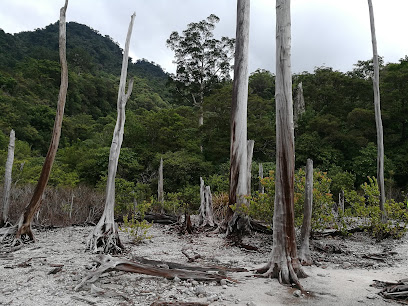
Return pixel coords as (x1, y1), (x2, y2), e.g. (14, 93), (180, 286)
(0, 22), (407, 218)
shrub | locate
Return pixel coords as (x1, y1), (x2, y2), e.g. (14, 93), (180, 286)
(120, 200), (153, 244)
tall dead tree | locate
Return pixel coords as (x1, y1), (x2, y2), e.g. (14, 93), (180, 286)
(87, 13), (135, 254)
(225, 0), (251, 235)
(0, 1), (68, 243)
(299, 159), (313, 266)
(257, 0), (306, 287)
(1, 130), (15, 227)
(246, 140), (254, 195)
(368, 0), (385, 220)
(158, 158), (164, 206)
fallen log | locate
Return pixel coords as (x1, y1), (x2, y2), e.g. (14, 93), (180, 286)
(144, 213), (178, 224)
(151, 302), (209, 306)
(75, 255), (237, 291)
(131, 256), (248, 273)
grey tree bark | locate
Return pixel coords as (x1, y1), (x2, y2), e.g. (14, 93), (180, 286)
(258, 163), (264, 194)
(367, 0), (385, 220)
(224, 0), (251, 236)
(1, 130), (15, 226)
(299, 159), (313, 266)
(158, 158), (164, 206)
(246, 140), (254, 195)
(257, 0), (306, 288)
(293, 82), (305, 128)
(339, 190), (345, 213)
(0, 1), (69, 244)
(87, 13), (135, 254)
(198, 177), (215, 227)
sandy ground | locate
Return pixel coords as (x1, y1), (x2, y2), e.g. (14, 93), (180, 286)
(0, 222), (407, 306)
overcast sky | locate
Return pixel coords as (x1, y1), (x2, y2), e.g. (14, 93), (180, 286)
(1, 0), (407, 75)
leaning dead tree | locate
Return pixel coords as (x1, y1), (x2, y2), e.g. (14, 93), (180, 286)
(299, 159), (313, 266)
(198, 177), (215, 227)
(1, 129), (15, 227)
(87, 13), (135, 254)
(224, 0), (251, 235)
(368, 0), (385, 220)
(257, 0), (306, 288)
(0, 1), (68, 243)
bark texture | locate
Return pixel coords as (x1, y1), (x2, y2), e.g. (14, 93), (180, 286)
(258, 163), (264, 193)
(299, 159), (313, 266)
(368, 0), (385, 220)
(0, 1), (69, 243)
(1, 130), (15, 226)
(258, 0), (306, 287)
(87, 13), (135, 254)
(225, 0), (251, 236)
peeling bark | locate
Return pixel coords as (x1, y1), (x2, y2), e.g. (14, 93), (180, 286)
(368, 0), (385, 221)
(258, 0), (306, 288)
(299, 159), (313, 266)
(87, 13), (135, 254)
(1, 130), (15, 226)
(293, 82), (305, 128)
(225, 0), (251, 236)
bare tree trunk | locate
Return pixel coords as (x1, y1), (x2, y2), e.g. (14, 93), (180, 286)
(1, 130), (15, 226)
(158, 158), (164, 206)
(198, 178), (215, 227)
(0, 1), (69, 243)
(293, 82), (305, 128)
(246, 140), (254, 195)
(257, 0), (306, 288)
(299, 159), (313, 266)
(87, 13), (135, 254)
(224, 0), (251, 236)
(368, 0), (385, 221)
(258, 163), (264, 194)
(339, 190), (344, 213)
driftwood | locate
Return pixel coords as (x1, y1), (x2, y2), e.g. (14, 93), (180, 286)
(75, 255), (238, 291)
(372, 279), (408, 303)
(151, 302), (209, 306)
(143, 213), (177, 224)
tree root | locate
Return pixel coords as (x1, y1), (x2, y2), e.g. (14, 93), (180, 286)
(86, 222), (124, 254)
(256, 257), (307, 291)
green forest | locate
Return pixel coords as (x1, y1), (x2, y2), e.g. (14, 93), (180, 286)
(0, 20), (407, 224)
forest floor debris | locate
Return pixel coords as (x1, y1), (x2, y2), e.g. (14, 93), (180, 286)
(1, 222), (408, 305)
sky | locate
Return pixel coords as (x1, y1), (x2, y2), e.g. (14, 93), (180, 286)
(1, 0), (408, 75)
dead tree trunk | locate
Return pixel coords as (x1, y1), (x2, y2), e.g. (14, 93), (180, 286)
(293, 82), (305, 128)
(339, 190), (345, 212)
(87, 13), (135, 254)
(299, 159), (313, 266)
(257, 0), (306, 288)
(158, 158), (164, 207)
(247, 140), (254, 195)
(258, 163), (264, 193)
(368, 0), (385, 221)
(0, 1), (69, 243)
(199, 177), (215, 227)
(224, 0), (251, 236)
(1, 129), (15, 227)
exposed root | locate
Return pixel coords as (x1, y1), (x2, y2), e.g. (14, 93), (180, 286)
(225, 212), (251, 237)
(256, 257), (307, 291)
(86, 222), (124, 254)
(0, 223), (33, 248)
